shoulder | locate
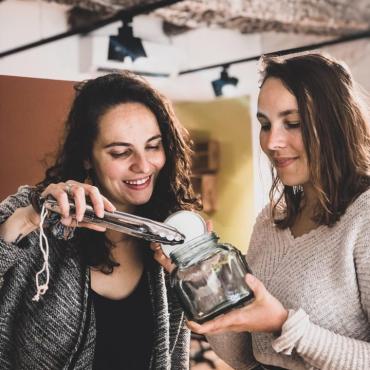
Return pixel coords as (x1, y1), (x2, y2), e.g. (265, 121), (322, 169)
(248, 204), (275, 253)
(1, 185), (33, 205)
(252, 204), (273, 232)
(351, 188), (370, 209)
(331, 189), (370, 255)
(0, 185), (33, 221)
(342, 188), (370, 224)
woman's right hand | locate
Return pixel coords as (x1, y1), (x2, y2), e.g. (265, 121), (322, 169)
(150, 242), (175, 273)
(40, 180), (116, 232)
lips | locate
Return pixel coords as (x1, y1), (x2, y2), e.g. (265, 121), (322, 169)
(274, 157), (297, 168)
(123, 175), (152, 189)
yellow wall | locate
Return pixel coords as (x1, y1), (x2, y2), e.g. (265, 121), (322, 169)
(174, 97), (254, 252)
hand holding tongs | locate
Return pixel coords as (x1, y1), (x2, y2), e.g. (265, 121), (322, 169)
(43, 198), (185, 245)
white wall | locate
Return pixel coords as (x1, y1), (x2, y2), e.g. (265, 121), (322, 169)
(260, 31), (370, 92)
(2, 0), (370, 218)
(0, 0), (81, 81)
(0, 0), (269, 217)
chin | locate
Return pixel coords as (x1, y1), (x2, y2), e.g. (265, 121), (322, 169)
(130, 194), (153, 206)
(282, 181), (305, 188)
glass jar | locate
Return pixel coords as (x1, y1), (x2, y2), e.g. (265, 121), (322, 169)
(169, 232), (254, 323)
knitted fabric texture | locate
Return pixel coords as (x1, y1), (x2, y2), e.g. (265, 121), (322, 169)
(207, 189), (370, 370)
(247, 189), (370, 370)
(0, 186), (190, 370)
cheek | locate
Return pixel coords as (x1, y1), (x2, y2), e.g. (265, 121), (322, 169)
(259, 132), (269, 154)
(296, 139), (308, 161)
(291, 131), (305, 150)
(94, 160), (120, 181)
(153, 151), (166, 171)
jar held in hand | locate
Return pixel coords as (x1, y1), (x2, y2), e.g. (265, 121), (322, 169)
(161, 211), (254, 323)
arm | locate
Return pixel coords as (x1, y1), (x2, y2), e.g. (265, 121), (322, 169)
(272, 236), (370, 370)
(272, 309), (370, 370)
(0, 187), (39, 277)
(0, 182), (115, 278)
(0, 205), (39, 243)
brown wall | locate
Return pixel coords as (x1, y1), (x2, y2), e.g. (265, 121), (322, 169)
(0, 75), (75, 200)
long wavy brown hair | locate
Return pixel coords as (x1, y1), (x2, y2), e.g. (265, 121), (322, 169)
(38, 71), (201, 272)
(259, 53), (370, 228)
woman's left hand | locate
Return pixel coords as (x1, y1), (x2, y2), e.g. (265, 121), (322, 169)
(187, 273), (288, 335)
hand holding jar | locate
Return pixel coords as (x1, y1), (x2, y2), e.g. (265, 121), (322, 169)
(187, 273), (289, 335)
(157, 211), (256, 323)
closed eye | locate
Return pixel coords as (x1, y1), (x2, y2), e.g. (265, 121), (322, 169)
(284, 121), (301, 129)
(110, 150), (130, 158)
(259, 122), (271, 131)
(146, 140), (163, 151)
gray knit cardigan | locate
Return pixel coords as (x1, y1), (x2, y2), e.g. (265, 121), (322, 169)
(0, 186), (190, 370)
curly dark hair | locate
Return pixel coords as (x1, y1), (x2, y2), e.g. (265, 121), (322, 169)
(38, 71), (201, 272)
(259, 53), (370, 228)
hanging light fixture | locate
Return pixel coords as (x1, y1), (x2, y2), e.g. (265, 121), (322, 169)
(211, 65), (239, 97)
(108, 19), (147, 62)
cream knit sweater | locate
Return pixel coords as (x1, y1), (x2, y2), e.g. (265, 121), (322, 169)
(209, 189), (370, 370)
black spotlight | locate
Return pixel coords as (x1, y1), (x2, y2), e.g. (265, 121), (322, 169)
(211, 65), (239, 97)
(108, 21), (147, 62)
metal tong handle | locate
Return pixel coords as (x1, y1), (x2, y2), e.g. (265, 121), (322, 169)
(43, 198), (185, 245)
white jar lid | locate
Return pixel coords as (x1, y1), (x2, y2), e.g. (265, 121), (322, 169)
(160, 210), (207, 258)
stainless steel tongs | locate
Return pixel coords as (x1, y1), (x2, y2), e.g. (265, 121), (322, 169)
(43, 198), (185, 245)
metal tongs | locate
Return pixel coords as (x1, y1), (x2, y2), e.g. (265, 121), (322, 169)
(43, 198), (185, 245)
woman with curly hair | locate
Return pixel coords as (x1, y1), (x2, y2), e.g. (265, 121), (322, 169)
(0, 71), (199, 369)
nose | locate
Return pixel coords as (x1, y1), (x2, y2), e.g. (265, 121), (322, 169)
(130, 152), (151, 174)
(265, 126), (287, 151)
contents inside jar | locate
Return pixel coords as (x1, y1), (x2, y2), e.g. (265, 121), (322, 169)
(160, 211), (254, 323)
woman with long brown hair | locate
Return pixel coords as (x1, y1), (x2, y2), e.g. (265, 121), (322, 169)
(188, 53), (370, 369)
(0, 71), (199, 369)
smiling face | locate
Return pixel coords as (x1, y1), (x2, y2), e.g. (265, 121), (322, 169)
(258, 77), (310, 187)
(88, 102), (166, 212)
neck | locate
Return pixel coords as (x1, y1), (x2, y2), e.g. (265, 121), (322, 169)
(301, 183), (317, 210)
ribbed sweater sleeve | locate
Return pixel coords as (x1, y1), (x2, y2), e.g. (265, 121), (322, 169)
(272, 308), (370, 370)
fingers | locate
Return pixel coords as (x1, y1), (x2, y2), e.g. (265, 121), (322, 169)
(77, 221), (106, 232)
(187, 317), (228, 335)
(187, 312), (232, 334)
(206, 219), (213, 233)
(150, 242), (161, 252)
(245, 273), (266, 300)
(150, 242), (175, 273)
(71, 184), (87, 222)
(41, 180), (116, 229)
(101, 195), (116, 212)
(85, 185), (105, 218)
(41, 183), (71, 219)
(187, 307), (249, 335)
(188, 275), (287, 335)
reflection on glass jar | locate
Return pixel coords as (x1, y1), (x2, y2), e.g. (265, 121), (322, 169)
(170, 232), (254, 323)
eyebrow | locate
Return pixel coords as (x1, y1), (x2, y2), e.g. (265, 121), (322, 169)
(104, 135), (162, 149)
(257, 109), (299, 119)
